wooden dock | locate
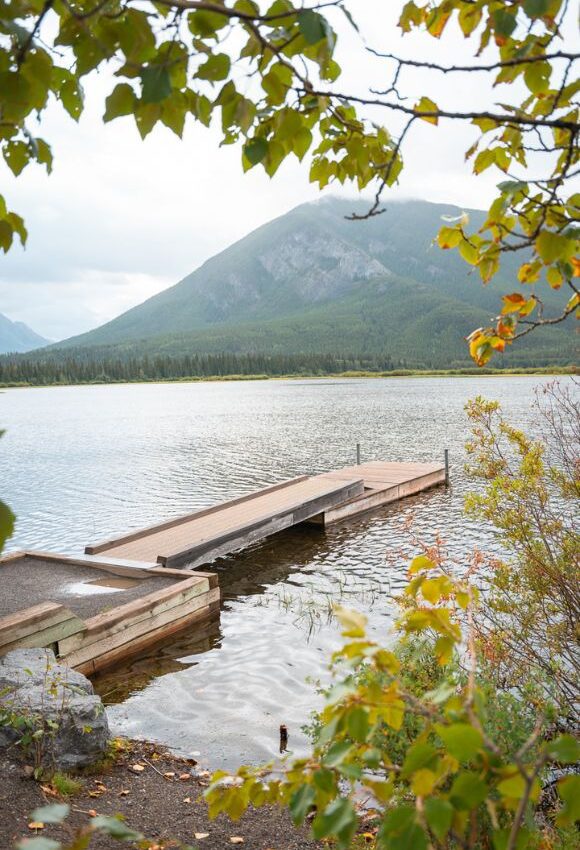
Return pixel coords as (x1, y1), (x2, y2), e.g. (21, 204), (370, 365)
(313, 461), (446, 526)
(85, 475), (365, 568)
(0, 551), (220, 675)
(1, 458), (446, 673)
(85, 461), (445, 568)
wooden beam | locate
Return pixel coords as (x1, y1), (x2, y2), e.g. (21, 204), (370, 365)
(63, 586), (220, 670)
(0, 603), (86, 655)
(73, 597), (221, 676)
(58, 576), (211, 656)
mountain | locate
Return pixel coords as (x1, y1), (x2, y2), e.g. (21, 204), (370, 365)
(41, 198), (573, 368)
(0, 313), (49, 354)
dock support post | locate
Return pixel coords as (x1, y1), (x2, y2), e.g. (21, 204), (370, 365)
(356, 443), (361, 465)
(444, 449), (449, 486)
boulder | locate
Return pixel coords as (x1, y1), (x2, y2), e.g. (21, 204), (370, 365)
(0, 648), (109, 769)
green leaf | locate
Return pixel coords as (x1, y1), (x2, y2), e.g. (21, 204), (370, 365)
(188, 9), (229, 37)
(244, 137), (268, 166)
(3, 141), (30, 176)
(323, 740), (352, 767)
(196, 53), (231, 82)
(556, 775), (580, 826)
(493, 10), (517, 37)
(497, 771), (526, 799)
(15, 839), (61, 850)
(298, 9), (327, 44)
(347, 706), (369, 742)
(312, 797), (357, 848)
(104, 83), (136, 121)
(30, 804), (70, 824)
(524, 61), (551, 94)
(424, 798), (453, 840)
(436, 723), (483, 762)
(401, 742), (438, 779)
(262, 63), (292, 105)
(134, 102), (162, 138)
(289, 783), (315, 825)
(536, 230), (568, 263)
(59, 78), (84, 121)
(91, 815), (143, 840)
(493, 826), (532, 850)
(140, 66), (171, 103)
(0, 498), (15, 551)
(449, 771), (488, 810)
(523, 0), (549, 18)
(380, 805), (427, 850)
(546, 734), (580, 764)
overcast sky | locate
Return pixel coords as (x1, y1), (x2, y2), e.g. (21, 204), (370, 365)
(0, 2), (568, 341)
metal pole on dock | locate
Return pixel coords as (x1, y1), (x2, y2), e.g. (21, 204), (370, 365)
(444, 448), (449, 486)
(356, 443), (361, 465)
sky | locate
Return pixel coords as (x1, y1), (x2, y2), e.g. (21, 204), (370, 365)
(0, 2), (567, 341)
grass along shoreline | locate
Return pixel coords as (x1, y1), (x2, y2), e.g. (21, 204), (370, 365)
(0, 365), (576, 389)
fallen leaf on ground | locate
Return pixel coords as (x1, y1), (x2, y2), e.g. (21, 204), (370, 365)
(131, 764), (145, 772)
(194, 833), (209, 840)
(119, 790), (130, 796)
(88, 790), (103, 797)
(230, 838), (244, 844)
(88, 810), (97, 818)
(28, 822), (44, 830)
(183, 798), (191, 804)
(40, 784), (58, 798)
(179, 773), (190, 781)
(164, 772), (176, 779)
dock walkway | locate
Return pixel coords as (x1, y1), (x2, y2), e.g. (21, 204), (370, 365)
(86, 461), (445, 569)
(86, 475), (364, 568)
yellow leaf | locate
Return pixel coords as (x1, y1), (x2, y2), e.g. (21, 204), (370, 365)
(415, 96), (438, 125)
(501, 293), (526, 314)
(517, 262), (540, 283)
(409, 554), (435, 574)
(546, 266), (563, 289)
(333, 605), (367, 637)
(518, 297), (537, 317)
(437, 226), (462, 249)
(411, 768), (437, 796)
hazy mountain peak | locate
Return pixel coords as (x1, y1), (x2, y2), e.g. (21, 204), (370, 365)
(0, 312), (49, 354)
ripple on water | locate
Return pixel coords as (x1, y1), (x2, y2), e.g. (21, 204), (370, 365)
(0, 376), (565, 768)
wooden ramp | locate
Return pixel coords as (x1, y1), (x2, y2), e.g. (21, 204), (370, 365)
(312, 461), (446, 525)
(86, 475), (364, 569)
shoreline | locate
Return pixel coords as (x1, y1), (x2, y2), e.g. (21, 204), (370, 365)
(0, 365), (575, 390)
(0, 738), (318, 850)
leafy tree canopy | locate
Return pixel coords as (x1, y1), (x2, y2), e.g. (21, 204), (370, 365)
(0, 0), (578, 362)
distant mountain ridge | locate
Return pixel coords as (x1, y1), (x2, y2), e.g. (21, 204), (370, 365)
(39, 198), (573, 368)
(0, 312), (48, 354)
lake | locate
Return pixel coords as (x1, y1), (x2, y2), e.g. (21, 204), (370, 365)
(0, 376), (556, 769)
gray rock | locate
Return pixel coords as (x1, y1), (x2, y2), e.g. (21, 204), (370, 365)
(0, 648), (109, 769)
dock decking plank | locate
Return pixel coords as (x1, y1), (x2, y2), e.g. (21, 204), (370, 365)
(87, 475), (364, 567)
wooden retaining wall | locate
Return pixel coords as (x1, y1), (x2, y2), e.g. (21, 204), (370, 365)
(0, 552), (220, 675)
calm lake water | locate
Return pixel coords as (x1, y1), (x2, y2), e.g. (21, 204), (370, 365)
(0, 376), (559, 768)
